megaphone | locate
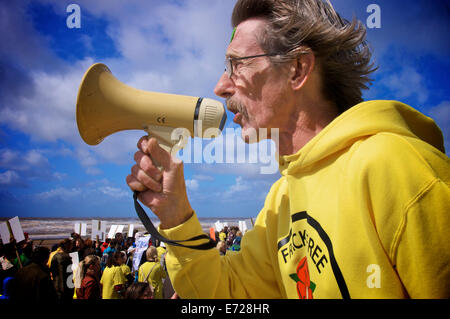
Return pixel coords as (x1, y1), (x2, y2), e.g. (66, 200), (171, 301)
(76, 63), (226, 155)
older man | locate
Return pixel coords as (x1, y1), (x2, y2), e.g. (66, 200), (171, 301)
(127, 0), (449, 298)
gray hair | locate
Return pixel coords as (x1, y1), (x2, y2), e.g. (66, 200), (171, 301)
(231, 0), (377, 113)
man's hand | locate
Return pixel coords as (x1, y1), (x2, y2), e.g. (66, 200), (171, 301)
(126, 136), (193, 229)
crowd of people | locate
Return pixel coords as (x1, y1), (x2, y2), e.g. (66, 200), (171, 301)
(0, 224), (246, 301)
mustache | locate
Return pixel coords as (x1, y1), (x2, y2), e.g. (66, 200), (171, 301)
(226, 98), (245, 115)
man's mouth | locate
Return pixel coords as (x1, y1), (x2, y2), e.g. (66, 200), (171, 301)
(233, 112), (242, 124)
(226, 99), (244, 125)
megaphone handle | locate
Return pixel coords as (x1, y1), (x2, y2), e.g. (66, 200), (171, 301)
(144, 125), (188, 170)
(147, 137), (170, 171)
(144, 127), (175, 170)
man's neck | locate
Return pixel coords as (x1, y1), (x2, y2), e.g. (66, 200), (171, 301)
(277, 99), (338, 156)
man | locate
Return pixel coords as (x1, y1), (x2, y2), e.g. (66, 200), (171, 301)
(126, 0), (449, 298)
(50, 238), (74, 301)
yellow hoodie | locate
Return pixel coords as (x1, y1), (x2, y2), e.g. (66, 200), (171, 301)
(160, 100), (450, 299)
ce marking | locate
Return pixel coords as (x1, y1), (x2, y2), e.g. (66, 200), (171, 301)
(157, 116), (166, 124)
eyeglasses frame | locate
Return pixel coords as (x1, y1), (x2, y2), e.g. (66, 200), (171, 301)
(225, 53), (280, 78)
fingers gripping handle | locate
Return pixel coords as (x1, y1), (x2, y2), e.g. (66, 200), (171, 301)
(135, 126), (215, 249)
(144, 125), (189, 169)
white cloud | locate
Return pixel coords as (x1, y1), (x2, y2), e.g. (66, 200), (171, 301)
(223, 176), (250, 200)
(193, 174), (214, 181)
(0, 170), (23, 186)
(0, 58), (94, 144)
(186, 179), (200, 191)
(35, 187), (83, 200)
(0, 148), (50, 175)
(381, 66), (428, 104)
(99, 186), (129, 198)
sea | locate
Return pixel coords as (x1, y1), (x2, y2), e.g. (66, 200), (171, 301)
(1, 216), (255, 241)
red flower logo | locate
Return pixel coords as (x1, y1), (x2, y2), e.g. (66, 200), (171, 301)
(289, 257), (316, 299)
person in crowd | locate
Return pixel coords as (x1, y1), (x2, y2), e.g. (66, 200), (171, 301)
(138, 246), (166, 299)
(115, 232), (124, 249)
(219, 227), (227, 242)
(155, 241), (166, 260)
(216, 241), (227, 256)
(47, 240), (64, 269)
(119, 251), (133, 288)
(124, 282), (153, 299)
(103, 239), (117, 256)
(76, 255), (101, 300)
(230, 231), (242, 251)
(100, 251), (126, 299)
(127, 0), (449, 298)
(93, 240), (103, 257)
(100, 239), (110, 254)
(226, 227), (236, 248)
(73, 237), (86, 261)
(11, 246), (57, 302)
(13, 240), (32, 268)
(50, 238), (73, 301)
(84, 239), (93, 249)
(0, 243), (18, 294)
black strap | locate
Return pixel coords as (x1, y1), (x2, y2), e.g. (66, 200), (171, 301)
(133, 191), (216, 250)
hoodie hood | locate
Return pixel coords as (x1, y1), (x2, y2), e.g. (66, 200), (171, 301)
(279, 100), (445, 175)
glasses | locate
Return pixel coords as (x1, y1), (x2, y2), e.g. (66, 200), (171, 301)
(225, 53), (280, 78)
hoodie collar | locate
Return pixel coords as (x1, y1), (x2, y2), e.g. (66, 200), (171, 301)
(279, 100), (444, 175)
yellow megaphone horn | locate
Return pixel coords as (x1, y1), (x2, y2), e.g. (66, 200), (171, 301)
(76, 63), (226, 155)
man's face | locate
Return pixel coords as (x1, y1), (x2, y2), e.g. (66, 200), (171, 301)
(214, 18), (293, 141)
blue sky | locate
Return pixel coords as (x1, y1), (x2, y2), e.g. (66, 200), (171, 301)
(0, 0), (449, 218)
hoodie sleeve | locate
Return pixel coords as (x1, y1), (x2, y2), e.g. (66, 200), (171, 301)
(353, 132), (450, 298)
(159, 210), (283, 299)
(390, 179), (450, 298)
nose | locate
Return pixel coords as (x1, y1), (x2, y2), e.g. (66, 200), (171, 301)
(214, 72), (234, 99)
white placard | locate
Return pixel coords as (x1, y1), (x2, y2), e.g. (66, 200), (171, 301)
(69, 251), (79, 272)
(91, 220), (107, 242)
(107, 225), (118, 239)
(116, 225), (124, 234)
(74, 223), (81, 234)
(239, 220), (248, 233)
(127, 224), (135, 238)
(100, 221), (107, 235)
(133, 235), (150, 272)
(214, 220), (224, 232)
(91, 220), (99, 240)
(9, 217), (25, 243)
(80, 223), (87, 236)
(0, 222), (10, 244)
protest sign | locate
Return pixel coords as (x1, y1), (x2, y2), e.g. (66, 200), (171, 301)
(214, 220), (223, 232)
(239, 220), (248, 233)
(91, 220), (106, 242)
(209, 228), (216, 241)
(80, 223), (87, 236)
(9, 217), (25, 243)
(116, 225), (125, 234)
(107, 225), (118, 239)
(128, 224), (135, 238)
(133, 235), (150, 272)
(0, 222), (10, 244)
(74, 223), (81, 234)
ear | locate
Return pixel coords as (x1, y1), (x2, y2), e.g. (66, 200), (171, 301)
(289, 52), (315, 91)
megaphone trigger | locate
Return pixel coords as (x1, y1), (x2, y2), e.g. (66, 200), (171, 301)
(144, 124), (190, 165)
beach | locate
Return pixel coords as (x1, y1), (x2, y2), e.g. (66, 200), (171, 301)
(4, 216), (254, 249)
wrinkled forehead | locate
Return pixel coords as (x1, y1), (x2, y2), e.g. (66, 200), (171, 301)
(226, 17), (267, 58)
